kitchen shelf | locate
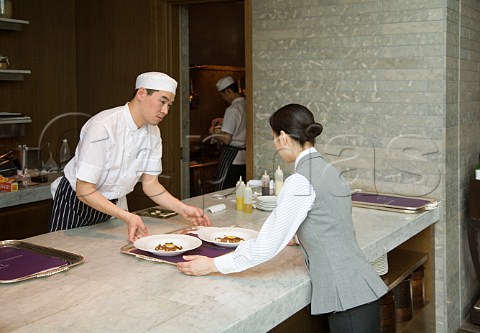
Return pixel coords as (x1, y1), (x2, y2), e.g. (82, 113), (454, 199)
(381, 248), (428, 291)
(0, 17), (29, 31)
(0, 69), (31, 81)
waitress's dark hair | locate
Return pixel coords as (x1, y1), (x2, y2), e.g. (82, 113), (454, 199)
(269, 104), (323, 146)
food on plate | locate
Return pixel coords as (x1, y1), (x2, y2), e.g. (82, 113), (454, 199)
(215, 235), (245, 243)
(155, 242), (183, 251)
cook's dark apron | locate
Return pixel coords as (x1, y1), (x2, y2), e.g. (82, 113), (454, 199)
(49, 177), (117, 232)
(214, 144), (245, 191)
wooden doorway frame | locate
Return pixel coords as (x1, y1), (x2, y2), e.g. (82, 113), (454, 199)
(164, 0), (253, 197)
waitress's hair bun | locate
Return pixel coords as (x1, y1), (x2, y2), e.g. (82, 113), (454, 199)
(305, 122), (323, 141)
(269, 104), (323, 146)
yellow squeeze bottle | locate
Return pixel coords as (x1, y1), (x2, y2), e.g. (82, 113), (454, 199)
(243, 184), (253, 214)
(236, 178), (245, 211)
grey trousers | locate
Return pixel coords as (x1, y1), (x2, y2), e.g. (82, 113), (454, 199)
(328, 300), (380, 333)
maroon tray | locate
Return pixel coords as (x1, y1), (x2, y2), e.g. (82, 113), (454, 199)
(351, 191), (438, 213)
(0, 240), (85, 283)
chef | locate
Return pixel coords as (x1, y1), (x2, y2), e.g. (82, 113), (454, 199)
(49, 72), (210, 242)
(209, 76), (246, 190)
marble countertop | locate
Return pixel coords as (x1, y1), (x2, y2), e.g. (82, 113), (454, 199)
(0, 189), (440, 333)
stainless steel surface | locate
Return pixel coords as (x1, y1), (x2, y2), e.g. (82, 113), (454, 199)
(17, 145), (41, 171)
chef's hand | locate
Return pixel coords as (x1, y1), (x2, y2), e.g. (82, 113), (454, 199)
(178, 204), (211, 227)
(211, 117), (223, 128)
(124, 212), (149, 243)
(177, 255), (218, 276)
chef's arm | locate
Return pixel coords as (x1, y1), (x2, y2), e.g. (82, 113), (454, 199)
(75, 180), (148, 242)
(211, 132), (233, 145)
(141, 174), (210, 227)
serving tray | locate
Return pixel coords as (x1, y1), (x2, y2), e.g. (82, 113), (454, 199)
(136, 206), (178, 219)
(121, 234), (234, 265)
(351, 191), (438, 213)
(0, 240), (85, 283)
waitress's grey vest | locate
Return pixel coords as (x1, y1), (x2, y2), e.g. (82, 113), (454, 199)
(295, 151), (387, 314)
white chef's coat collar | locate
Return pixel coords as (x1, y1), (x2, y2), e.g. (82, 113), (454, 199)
(124, 102), (143, 130)
(295, 147), (319, 170)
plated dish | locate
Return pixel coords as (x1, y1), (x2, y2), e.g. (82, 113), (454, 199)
(134, 234), (202, 256)
(196, 227), (259, 248)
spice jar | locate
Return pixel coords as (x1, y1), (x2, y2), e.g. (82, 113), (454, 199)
(0, 0), (12, 19)
(0, 55), (9, 69)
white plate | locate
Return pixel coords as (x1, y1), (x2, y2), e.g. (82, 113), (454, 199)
(256, 202), (277, 208)
(196, 227), (259, 248)
(134, 234), (202, 256)
(257, 195), (278, 204)
(254, 204), (275, 211)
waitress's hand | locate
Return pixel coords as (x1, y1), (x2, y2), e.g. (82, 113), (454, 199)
(178, 204), (211, 227)
(124, 212), (149, 243)
(177, 255), (218, 276)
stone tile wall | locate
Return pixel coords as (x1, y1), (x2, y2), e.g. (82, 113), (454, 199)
(250, 0), (480, 332)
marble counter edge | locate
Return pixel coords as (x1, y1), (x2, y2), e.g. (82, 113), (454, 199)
(356, 205), (441, 262)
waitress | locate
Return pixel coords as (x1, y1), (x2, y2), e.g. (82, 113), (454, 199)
(177, 104), (387, 333)
(50, 72), (210, 243)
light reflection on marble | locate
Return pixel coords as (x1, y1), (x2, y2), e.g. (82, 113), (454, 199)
(0, 189), (440, 333)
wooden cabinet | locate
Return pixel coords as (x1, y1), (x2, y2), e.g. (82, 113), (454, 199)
(0, 199), (51, 240)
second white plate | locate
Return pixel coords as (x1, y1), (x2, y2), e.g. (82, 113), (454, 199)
(196, 227), (259, 248)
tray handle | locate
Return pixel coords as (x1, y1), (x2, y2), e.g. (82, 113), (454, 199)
(134, 253), (173, 265)
(36, 265), (69, 278)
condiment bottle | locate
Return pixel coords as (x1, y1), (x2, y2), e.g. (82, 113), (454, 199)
(243, 184), (253, 214)
(261, 170), (270, 196)
(476, 153), (480, 181)
(275, 165), (284, 196)
(236, 178), (245, 211)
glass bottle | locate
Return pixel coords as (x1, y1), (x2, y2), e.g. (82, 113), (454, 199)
(59, 138), (71, 172)
(0, 0), (12, 18)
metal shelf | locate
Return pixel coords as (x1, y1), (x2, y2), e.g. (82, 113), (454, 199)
(0, 69), (31, 81)
(0, 17), (29, 31)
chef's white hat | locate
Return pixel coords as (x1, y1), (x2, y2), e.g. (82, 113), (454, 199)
(216, 76), (235, 92)
(135, 72), (177, 94)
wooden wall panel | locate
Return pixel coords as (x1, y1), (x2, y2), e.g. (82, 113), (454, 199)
(1, 0), (247, 200)
(0, 0), (77, 163)
(75, 0), (182, 198)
